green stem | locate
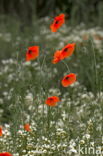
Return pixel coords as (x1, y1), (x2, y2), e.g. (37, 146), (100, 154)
(37, 56), (46, 134)
(91, 38), (98, 95)
(62, 60), (70, 73)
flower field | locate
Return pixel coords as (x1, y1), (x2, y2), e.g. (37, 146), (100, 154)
(0, 15), (103, 156)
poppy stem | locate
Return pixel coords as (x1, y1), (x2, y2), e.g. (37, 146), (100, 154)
(37, 56), (47, 135)
(47, 106), (51, 136)
(91, 38), (98, 95)
(41, 55), (46, 70)
(62, 60), (70, 73)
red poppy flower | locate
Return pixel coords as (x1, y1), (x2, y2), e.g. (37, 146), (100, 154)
(26, 46), (39, 61)
(45, 96), (60, 106)
(60, 43), (75, 60)
(0, 152), (12, 156)
(50, 14), (65, 32)
(24, 123), (31, 132)
(52, 50), (62, 64)
(61, 73), (76, 87)
(0, 127), (3, 136)
(52, 43), (75, 64)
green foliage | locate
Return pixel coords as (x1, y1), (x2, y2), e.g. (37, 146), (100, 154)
(0, 0), (103, 27)
(0, 17), (103, 155)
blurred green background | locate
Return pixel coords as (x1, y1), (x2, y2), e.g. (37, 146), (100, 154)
(0, 0), (103, 26)
(0, 0), (103, 132)
(0, 0), (103, 146)
(0, 0), (103, 60)
(0, 0), (103, 59)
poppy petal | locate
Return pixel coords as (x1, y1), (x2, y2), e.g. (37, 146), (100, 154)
(52, 50), (62, 64)
(0, 127), (2, 137)
(61, 73), (76, 87)
(26, 46), (39, 61)
(61, 43), (75, 60)
(0, 152), (12, 156)
(50, 14), (65, 32)
(45, 96), (60, 106)
(24, 123), (31, 132)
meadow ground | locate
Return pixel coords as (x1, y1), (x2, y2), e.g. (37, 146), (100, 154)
(0, 16), (103, 156)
